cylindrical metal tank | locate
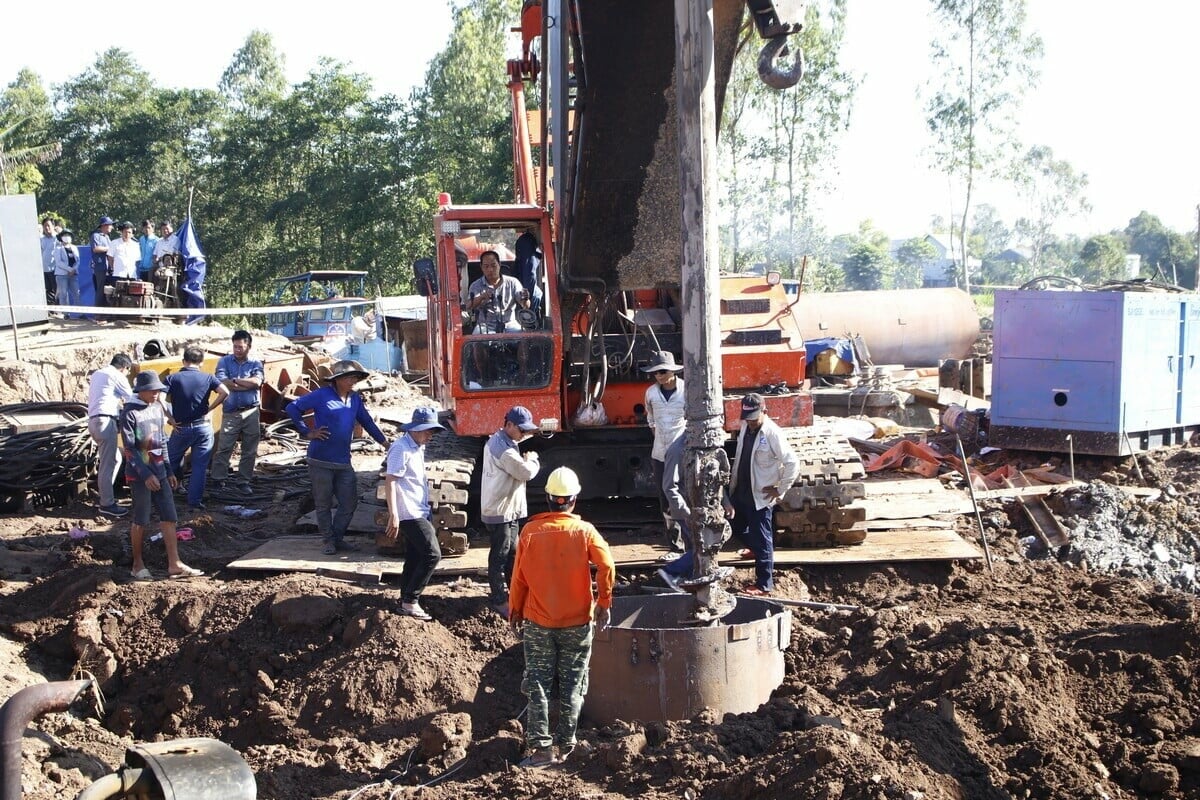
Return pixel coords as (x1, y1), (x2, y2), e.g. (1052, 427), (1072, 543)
(790, 288), (980, 367)
(583, 594), (790, 724)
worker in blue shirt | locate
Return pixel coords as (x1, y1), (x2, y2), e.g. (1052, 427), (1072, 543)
(287, 360), (389, 555)
(164, 345), (229, 512)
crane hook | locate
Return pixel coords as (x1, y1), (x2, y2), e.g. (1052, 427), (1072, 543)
(757, 36), (804, 90)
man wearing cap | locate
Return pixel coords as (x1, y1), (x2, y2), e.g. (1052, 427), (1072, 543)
(509, 466), (615, 767)
(287, 359), (389, 555)
(109, 222), (141, 282)
(89, 216), (114, 307)
(481, 406), (541, 616)
(119, 370), (203, 580)
(384, 406), (445, 621)
(727, 393), (801, 596)
(212, 330), (264, 494)
(642, 351), (687, 554)
(50, 229), (82, 310)
(164, 345), (230, 513)
(88, 354), (135, 517)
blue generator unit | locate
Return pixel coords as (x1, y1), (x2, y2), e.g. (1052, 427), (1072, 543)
(990, 288), (1200, 456)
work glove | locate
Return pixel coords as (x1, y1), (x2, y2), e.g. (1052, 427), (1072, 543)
(593, 606), (611, 632)
(508, 615), (523, 637)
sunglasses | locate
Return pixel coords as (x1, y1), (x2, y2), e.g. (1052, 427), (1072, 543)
(654, 370), (672, 376)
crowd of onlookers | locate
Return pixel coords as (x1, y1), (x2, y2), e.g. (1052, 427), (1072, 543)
(39, 214), (179, 314)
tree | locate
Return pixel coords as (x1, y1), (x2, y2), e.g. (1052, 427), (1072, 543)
(0, 69), (57, 195)
(1125, 211), (1198, 287)
(219, 31), (287, 116)
(894, 237), (937, 289)
(404, 0), (519, 207)
(1076, 233), (1128, 284)
(840, 221), (893, 290)
(40, 49), (158, 226)
(720, 0), (856, 276)
(924, 0), (1042, 294)
(0, 117), (60, 195)
(1011, 145), (1090, 272)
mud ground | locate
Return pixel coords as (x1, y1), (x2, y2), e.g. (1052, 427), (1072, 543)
(0, 403), (1198, 798)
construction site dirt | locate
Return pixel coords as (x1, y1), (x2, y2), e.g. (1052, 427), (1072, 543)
(0, 326), (1197, 799)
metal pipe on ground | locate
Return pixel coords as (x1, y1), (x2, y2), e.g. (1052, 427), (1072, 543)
(955, 433), (994, 573)
(0, 679), (93, 800)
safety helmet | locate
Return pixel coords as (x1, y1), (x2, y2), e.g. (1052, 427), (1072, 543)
(545, 466), (582, 497)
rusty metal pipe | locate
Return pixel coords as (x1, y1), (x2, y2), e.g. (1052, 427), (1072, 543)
(0, 680), (93, 800)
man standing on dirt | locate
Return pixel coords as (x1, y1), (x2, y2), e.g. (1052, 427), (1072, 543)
(165, 345), (229, 513)
(288, 360), (389, 555)
(88, 354), (135, 518)
(384, 406), (446, 622)
(727, 393), (800, 596)
(642, 351), (687, 555)
(120, 371), (202, 580)
(509, 466), (615, 767)
(481, 406), (541, 617)
(211, 330), (264, 495)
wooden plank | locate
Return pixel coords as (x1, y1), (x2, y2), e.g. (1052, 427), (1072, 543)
(229, 528), (982, 577)
(975, 481), (1085, 500)
(866, 517), (955, 530)
(295, 502), (385, 533)
(861, 478), (948, 497)
(859, 494), (975, 519)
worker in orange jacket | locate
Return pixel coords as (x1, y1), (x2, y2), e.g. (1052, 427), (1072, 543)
(509, 466), (615, 768)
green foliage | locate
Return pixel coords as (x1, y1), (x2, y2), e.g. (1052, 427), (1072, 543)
(719, 0), (856, 277)
(1076, 233), (1128, 284)
(1011, 145), (1090, 272)
(0, 69), (57, 195)
(838, 223), (894, 290)
(1125, 211), (1198, 287)
(924, 0), (1043, 293)
(894, 237), (937, 289)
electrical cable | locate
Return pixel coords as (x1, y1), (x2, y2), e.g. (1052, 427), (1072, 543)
(0, 403), (93, 510)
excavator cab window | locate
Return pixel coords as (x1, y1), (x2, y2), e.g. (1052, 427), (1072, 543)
(461, 335), (553, 392)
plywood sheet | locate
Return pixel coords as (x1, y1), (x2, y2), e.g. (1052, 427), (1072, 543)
(861, 478), (949, 497)
(859, 494), (975, 519)
(228, 528), (981, 578)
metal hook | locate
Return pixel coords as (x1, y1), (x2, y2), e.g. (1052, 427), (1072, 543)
(757, 36), (805, 90)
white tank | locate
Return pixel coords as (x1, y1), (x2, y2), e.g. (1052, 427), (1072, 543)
(790, 288), (981, 367)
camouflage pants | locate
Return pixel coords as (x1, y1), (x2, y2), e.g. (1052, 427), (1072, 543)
(521, 621), (593, 749)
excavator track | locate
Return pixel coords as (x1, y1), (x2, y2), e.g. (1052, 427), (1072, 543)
(774, 429), (868, 547)
(374, 433), (479, 557)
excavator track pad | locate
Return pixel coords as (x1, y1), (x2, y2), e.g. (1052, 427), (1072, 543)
(775, 429), (868, 548)
(374, 434), (478, 557)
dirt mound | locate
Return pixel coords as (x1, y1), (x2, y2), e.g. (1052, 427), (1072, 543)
(1, 446), (1199, 799)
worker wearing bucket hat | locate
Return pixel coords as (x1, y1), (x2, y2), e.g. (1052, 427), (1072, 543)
(384, 406), (447, 621)
(287, 359), (389, 556)
(641, 351), (686, 555)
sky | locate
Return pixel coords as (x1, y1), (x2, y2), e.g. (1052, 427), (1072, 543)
(2, 0), (1197, 241)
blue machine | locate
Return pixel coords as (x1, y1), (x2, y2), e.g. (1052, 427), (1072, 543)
(990, 288), (1200, 455)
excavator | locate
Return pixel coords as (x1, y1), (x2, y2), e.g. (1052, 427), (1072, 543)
(391, 0), (866, 564)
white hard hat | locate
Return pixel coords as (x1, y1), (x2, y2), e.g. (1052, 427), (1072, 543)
(545, 466), (582, 497)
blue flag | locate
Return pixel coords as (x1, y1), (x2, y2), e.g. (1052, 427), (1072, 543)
(177, 217), (207, 324)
